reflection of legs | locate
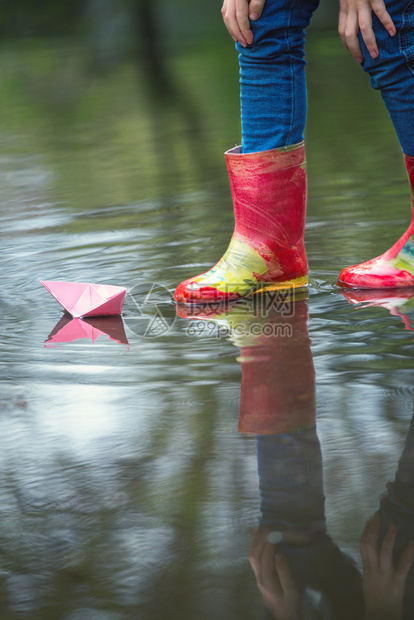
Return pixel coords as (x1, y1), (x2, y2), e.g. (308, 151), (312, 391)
(361, 7), (414, 159)
(379, 413), (414, 615)
(256, 430), (364, 617)
(338, 1), (414, 289)
(380, 414), (414, 550)
(257, 429), (325, 534)
(174, 0), (318, 304)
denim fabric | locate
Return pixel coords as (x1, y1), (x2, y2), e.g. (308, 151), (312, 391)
(237, 0), (319, 153)
(359, 0), (414, 156)
(238, 0), (414, 156)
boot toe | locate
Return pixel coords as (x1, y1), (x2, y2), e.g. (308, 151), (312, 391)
(174, 278), (205, 303)
(337, 262), (414, 289)
(173, 279), (192, 303)
(337, 265), (369, 288)
(174, 278), (241, 303)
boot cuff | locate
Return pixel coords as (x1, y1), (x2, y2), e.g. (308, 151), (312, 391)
(225, 141), (305, 175)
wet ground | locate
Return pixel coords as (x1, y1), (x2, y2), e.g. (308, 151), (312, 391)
(1, 29), (414, 619)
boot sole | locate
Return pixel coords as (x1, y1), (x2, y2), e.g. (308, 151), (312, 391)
(253, 274), (308, 294)
(175, 275), (309, 305)
(337, 278), (414, 290)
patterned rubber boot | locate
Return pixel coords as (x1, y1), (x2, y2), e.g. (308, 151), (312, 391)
(174, 142), (308, 303)
(338, 154), (414, 289)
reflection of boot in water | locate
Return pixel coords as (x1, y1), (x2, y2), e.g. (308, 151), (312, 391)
(238, 296), (315, 435)
(177, 292), (314, 433)
(340, 288), (414, 331)
(176, 289), (308, 341)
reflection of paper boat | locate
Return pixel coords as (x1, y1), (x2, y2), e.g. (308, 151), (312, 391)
(41, 280), (126, 318)
(45, 314), (129, 345)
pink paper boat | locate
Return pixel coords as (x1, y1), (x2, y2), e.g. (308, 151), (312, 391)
(41, 280), (126, 318)
(45, 314), (129, 345)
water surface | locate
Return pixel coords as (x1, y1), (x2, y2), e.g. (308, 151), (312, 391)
(1, 29), (414, 619)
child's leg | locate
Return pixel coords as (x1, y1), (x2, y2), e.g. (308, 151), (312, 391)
(239, 0), (319, 153)
(338, 0), (414, 288)
(174, 0), (318, 304)
(359, 1), (414, 157)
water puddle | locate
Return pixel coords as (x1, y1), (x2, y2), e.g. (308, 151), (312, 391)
(1, 30), (414, 619)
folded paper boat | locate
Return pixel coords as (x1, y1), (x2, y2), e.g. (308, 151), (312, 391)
(41, 280), (126, 318)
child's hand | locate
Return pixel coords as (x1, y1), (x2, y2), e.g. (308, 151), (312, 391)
(248, 528), (300, 620)
(338, 0), (396, 63)
(221, 0), (267, 47)
(360, 512), (414, 620)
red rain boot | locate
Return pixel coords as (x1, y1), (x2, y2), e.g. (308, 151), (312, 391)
(338, 154), (414, 289)
(174, 142), (308, 303)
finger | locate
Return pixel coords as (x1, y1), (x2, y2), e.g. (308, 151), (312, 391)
(249, 0), (266, 20)
(344, 11), (364, 62)
(225, 15), (249, 47)
(358, 5), (378, 59)
(235, 0), (253, 45)
(275, 553), (297, 594)
(260, 541), (281, 594)
(366, 512), (382, 568)
(371, 0), (396, 36)
(248, 529), (267, 579)
(360, 517), (372, 568)
(360, 513), (380, 569)
(379, 522), (397, 570)
(338, 11), (349, 50)
(221, 0), (249, 47)
(396, 540), (414, 581)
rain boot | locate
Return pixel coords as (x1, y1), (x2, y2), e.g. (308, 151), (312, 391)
(338, 154), (414, 289)
(174, 142), (308, 303)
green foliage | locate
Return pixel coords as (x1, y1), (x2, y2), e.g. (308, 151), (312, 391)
(0, 0), (85, 36)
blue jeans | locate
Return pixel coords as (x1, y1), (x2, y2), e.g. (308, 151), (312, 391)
(359, 0), (414, 156)
(238, 0), (414, 156)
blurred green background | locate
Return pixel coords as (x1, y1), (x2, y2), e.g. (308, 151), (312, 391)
(0, 0), (344, 211)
